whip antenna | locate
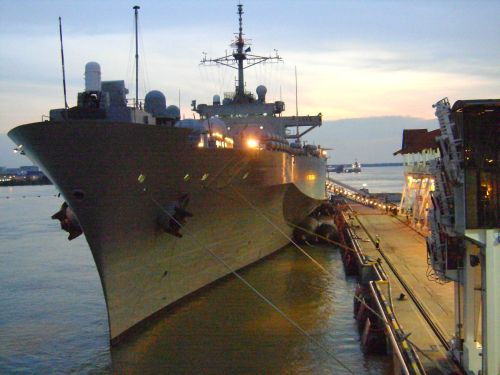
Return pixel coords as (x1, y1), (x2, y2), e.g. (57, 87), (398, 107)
(58, 17), (69, 119)
(295, 66), (299, 138)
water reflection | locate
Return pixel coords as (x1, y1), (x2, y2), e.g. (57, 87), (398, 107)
(1, 186), (392, 374)
(111, 245), (392, 374)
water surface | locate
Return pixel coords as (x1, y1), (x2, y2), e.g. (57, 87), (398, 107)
(1, 184), (394, 374)
(330, 165), (404, 193)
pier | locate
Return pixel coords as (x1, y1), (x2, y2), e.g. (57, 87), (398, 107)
(327, 99), (499, 375)
(346, 202), (461, 374)
(328, 182), (462, 374)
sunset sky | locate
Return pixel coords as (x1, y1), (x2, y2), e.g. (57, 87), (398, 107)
(1, 0), (499, 165)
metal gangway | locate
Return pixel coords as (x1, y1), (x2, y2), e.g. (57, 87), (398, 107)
(326, 177), (396, 212)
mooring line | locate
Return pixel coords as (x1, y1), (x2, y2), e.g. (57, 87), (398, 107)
(227, 186), (444, 374)
(229, 186), (338, 274)
(229, 186), (358, 254)
(201, 180), (359, 256)
(152, 182), (436, 373)
(149, 195), (357, 375)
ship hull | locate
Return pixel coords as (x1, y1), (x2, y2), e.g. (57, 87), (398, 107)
(9, 121), (326, 342)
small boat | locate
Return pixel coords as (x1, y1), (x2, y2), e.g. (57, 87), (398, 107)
(344, 160), (361, 173)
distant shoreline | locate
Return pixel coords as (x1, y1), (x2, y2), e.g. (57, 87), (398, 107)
(0, 178), (52, 187)
(330, 162), (403, 168)
(361, 162), (403, 167)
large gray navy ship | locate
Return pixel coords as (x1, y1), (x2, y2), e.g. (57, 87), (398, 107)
(8, 4), (327, 344)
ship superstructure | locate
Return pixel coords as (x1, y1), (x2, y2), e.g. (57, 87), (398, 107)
(8, 4), (328, 344)
(193, 4), (323, 154)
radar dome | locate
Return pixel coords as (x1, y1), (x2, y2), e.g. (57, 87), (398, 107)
(165, 105), (180, 119)
(256, 85), (267, 102)
(144, 90), (168, 116)
(213, 95), (221, 105)
(85, 62), (101, 92)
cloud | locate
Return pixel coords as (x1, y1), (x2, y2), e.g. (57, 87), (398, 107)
(277, 44), (500, 120)
(1, 0), (498, 136)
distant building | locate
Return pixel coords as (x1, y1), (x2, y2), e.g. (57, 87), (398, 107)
(0, 165), (50, 185)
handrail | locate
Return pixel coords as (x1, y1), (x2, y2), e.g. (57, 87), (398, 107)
(341, 209), (426, 375)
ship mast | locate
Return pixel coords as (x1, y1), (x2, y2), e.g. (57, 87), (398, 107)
(235, 4), (245, 98)
(133, 5), (140, 109)
(201, 3), (282, 103)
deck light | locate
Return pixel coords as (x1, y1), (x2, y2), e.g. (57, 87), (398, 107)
(246, 138), (259, 149)
(13, 144), (25, 155)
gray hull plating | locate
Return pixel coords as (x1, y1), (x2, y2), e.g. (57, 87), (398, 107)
(9, 121), (326, 341)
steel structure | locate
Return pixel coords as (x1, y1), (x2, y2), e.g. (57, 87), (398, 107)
(394, 129), (440, 233)
(427, 98), (500, 375)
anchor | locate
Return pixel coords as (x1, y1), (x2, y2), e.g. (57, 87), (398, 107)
(157, 193), (193, 238)
(52, 202), (83, 240)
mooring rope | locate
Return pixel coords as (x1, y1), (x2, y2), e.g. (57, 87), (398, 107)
(229, 186), (333, 274)
(201, 183), (359, 255)
(148, 178), (438, 374)
(149, 194), (356, 375)
(227, 185), (444, 375)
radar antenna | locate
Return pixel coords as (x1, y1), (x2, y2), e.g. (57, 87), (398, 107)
(200, 3), (282, 103)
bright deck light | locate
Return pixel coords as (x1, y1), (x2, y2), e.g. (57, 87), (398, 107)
(246, 138), (259, 149)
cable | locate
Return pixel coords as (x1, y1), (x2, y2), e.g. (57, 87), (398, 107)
(229, 187), (445, 374)
(149, 194), (356, 375)
(230, 186), (331, 274)
(203, 183), (358, 255)
(144, 176), (431, 373)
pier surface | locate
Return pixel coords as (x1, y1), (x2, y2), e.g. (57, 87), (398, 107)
(347, 202), (462, 374)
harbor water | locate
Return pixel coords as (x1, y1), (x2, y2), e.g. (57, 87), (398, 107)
(0, 166), (403, 374)
(329, 165), (404, 194)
